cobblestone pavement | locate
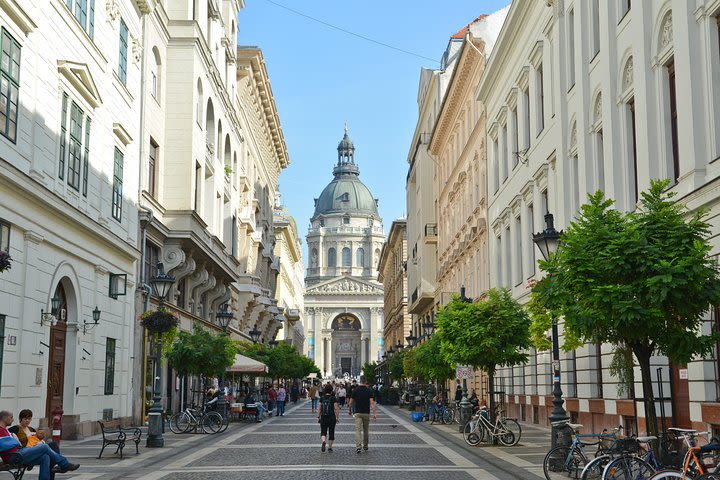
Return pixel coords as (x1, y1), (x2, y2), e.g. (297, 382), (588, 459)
(34, 401), (550, 479)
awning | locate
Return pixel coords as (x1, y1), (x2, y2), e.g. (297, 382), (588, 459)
(226, 354), (268, 374)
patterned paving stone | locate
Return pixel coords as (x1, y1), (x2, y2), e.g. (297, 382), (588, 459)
(159, 471), (476, 480)
(231, 432), (425, 445)
(192, 446), (454, 467)
(259, 423), (409, 433)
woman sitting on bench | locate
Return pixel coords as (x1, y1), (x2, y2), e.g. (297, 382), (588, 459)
(243, 391), (265, 422)
(0, 411), (79, 480)
(8, 410), (60, 454)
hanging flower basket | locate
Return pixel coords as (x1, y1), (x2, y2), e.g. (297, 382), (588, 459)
(140, 307), (179, 333)
(0, 251), (11, 273)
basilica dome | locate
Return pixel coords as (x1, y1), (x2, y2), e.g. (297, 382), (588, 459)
(313, 129), (379, 218)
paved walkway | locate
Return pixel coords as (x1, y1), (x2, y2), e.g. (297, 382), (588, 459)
(28, 401), (551, 479)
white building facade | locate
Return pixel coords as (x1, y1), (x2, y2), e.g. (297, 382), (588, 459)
(0, 0), (145, 436)
(304, 130), (385, 378)
(273, 201), (305, 350)
(480, 0), (720, 434)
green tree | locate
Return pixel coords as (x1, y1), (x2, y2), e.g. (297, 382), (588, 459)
(166, 324), (237, 378)
(408, 334), (454, 383)
(387, 349), (405, 383)
(532, 180), (720, 436)
(362, 362), (377, 386)
(436, 288), (531, 417)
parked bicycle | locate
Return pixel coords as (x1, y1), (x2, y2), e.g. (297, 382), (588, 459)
(462, 406), (521, 447)
(543, 420), (619, 480)
(168, 404), (224, 434)
(648, 429), (720, 480)
(580, 434), (654, 480)
(428, 401), (453, 425)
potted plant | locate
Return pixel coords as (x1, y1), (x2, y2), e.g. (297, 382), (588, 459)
(0, 251), (11, 273)
(139, 307), (179, 333)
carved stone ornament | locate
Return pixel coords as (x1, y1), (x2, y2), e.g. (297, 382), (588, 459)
(132, 36), (142, 65)
(106, 0), (120, 22)
(309, 278), (381, 294)
(660, 12), (673, 50)
(623, 57), (634, 91)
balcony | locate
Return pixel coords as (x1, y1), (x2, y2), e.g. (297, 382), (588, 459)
(424, 223), (438, 244)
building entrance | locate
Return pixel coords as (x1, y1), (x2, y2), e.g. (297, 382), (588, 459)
(331, 314), (361, 377)
(46, 283), (68, 419)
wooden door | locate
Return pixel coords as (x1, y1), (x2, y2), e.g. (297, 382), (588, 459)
(46, 285), (68, 419)
(670, 364), (691, 429)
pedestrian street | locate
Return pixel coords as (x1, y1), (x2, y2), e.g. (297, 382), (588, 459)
(37, 400), (553, 480)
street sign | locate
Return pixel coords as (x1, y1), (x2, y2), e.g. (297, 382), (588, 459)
(456, 365), (474, 380)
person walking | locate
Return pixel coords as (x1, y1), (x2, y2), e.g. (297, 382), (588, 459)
(308, 383), (319, 413)
(337, 384), (347, 407)
(348, 376), (377, 454)
(291, 383), (299, 404)
(276, 384), (287, 416)
(317, 383), (340, 452)
(267, 384), (277, 416)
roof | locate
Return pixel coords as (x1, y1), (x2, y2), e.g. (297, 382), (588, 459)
(313, 175), (379, 218)
(451, 14), (489, 39)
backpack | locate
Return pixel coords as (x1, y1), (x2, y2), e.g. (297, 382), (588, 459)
(320, 396), (334, 419)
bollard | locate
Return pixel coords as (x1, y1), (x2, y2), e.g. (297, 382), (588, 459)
(51, 407), (63, 445)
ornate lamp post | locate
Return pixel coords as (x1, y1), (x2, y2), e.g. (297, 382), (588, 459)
(146, 263), (176, 448)
(458, 285), (473, 431)
(532, 212), (568, 448)
(249, 324), (261, 344)
(214, 303), (233, 417)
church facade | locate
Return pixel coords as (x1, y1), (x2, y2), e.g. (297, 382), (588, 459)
(304, 129), (385, 378)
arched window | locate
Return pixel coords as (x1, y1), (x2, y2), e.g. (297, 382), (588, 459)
(311, 248), (318, 267)
(150, 47), (161, 100)
(342, 247), (351, 267)
(196, 78), (203, 125)
(356, 248), (365, 267)
(327, 248), (336, 267)
(217, 120), (223, 160)
(205, 99), (214, 151)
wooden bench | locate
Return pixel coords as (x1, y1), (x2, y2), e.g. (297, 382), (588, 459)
(0, 462), (31, 480)
(97, 421), (141, 459)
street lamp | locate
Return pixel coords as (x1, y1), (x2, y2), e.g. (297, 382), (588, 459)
(147, 262), (176, 448)
(457, 285), (473, 431)
(405, 329), (417, 348)
(249, 324), (261, 344)
(422, 320), (435, 337)
(215, 303), (233, 334)
(395, 340), (404, 351)
(532, 212), (568, 448)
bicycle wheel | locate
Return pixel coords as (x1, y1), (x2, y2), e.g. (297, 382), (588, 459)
(169, 412), (190, 434)
(498, 430), (516, 447)
(604, 455), (656, 480)
(499, 419), (522, 447)
(201, 412), (223, 434)
(217, 414), (229, 433)
(463, 419), (482, 446)
(645, 471), (684, 480)
(581, 455), (611, 480)
(543, 446), (588, 480)
(442, 409), (454, 425)
(696, 475), (720, 480)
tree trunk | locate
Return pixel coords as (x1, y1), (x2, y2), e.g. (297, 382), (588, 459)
(487, 365), (496, 422)
(633, 346), (659, 437)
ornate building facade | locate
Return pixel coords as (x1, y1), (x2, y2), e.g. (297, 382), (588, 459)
(378, 220), (408, 354)
(273, 200), (305, 349)
(304, 129), (385, 378)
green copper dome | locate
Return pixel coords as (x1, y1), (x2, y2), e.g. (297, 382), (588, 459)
(312, 128), (379, 218)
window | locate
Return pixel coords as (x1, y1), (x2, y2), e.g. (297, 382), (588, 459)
(356, 248), (365, 268)
(571, 155), (579, 214)
(104, 338), (116, 395)
(67, 101), (83, 191)
(567, 8), (575, 88)
(148, 139), (158, 197)
(496, 235), (503, 287)
(596, 129), (605, 192)
(231, 215), (237, 257)
(196, 78), (203, 124)
(342, 247), (351, 267)
(537, 65), (545, 134)
(501, 124), (508, 182)
(667, 60), (679, 184)
(144, 241), (159, 282)
(150, 48), (160, 99)
(343, 216), (350, 225)
(511, 108), (519, 169)
(82, 118), (90, 197)
(620, 0), (631, 20)
(514, 215), (522, 285)
(505, 226), (511, 287)
(523, 88), (531, 149)
(66, 0), (95, 39)
(0, 220), (9, 252)
(528, 204), (535, 275)
(591, 0), (600, 58)
(194, 162), (201, 212)
(0, 29), (20, 143)
(118, 19), (128, 85)
(628, 99), (638, 206)
(112, 147), (123, 221)
(58, 94), (68, 179)
(492, 137), (500, 193)
(327, 248), (336, 267)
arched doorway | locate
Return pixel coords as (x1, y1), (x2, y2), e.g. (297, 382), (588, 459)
(46, 283), (69, 419)
(331, 314), (361, 377)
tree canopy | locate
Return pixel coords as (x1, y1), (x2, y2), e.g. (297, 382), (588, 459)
(531, 180), (720, 435)
(235, 341), (320, 379)
(165, 325), (237, 378)
(362, 362), (377, 386)
(403, 334), (454, 382)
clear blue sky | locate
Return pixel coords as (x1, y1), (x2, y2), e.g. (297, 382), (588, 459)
(237, 1), (509, 255)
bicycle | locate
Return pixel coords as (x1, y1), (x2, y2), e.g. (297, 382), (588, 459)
(581, 434), (655, 480)
(168, 404), (224, 434)
(428, 401), (453, 425)
(543, 420), (619, 480)
(648, 429), (720, 480)
(463, 407), (522, 447)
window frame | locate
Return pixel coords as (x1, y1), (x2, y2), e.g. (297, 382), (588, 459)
(104, 338), (116, 395)
(118, 19), (129, 85)
(0, 220), (10, 252)
(82, 117), (91, 197)
(112, 147), (124, 221)
(0, 28), (21, 143)
(66, 0), (95, 39)
(148, 139), (158, 198)
(67, 100), (84, 191)
(667, 60), (679, 184)
(59, 93), (68, 179)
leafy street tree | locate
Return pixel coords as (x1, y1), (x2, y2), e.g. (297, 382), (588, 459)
(361, 362), (377, 386)
(235, 341), (319, 380)
(403, 334), (454, 384)
(165, 324), (237, 379)
(387, 349), (405, 383)
(436, 288), (531, 418)
(531, 180), (720, 436)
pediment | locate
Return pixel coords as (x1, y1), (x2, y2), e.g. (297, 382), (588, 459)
(306, 276), (383, 295)
(58, 61), (102, 109)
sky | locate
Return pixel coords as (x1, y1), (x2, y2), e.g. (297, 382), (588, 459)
(237, 0), (509, 257)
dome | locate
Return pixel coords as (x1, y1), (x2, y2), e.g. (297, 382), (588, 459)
(312, 127), (378, 218)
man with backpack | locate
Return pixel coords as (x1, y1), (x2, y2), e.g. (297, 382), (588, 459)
(348, 376), (377, 454)
(317, 383), (339, 452)
(308, 383), (319, 413)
